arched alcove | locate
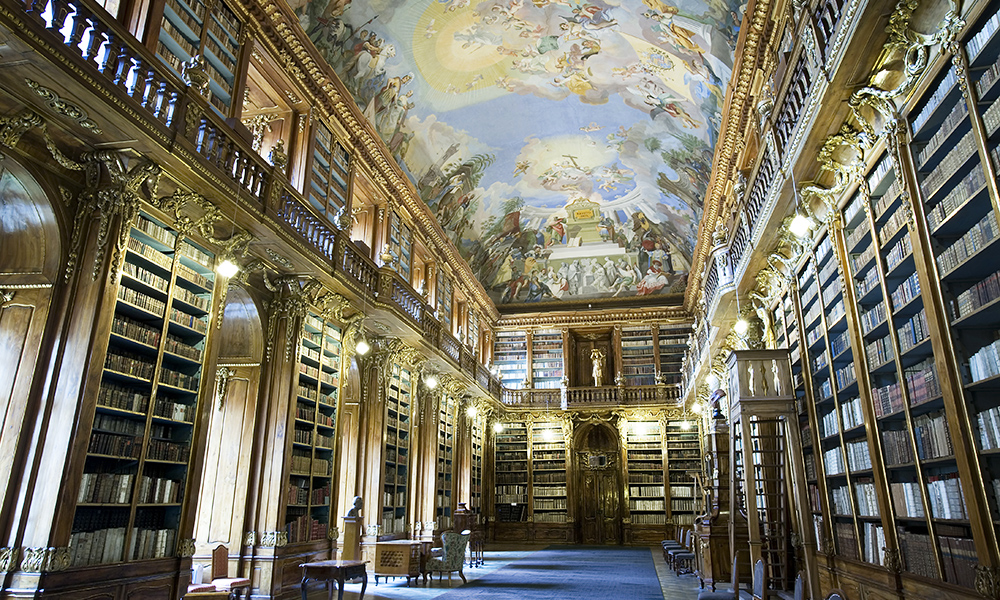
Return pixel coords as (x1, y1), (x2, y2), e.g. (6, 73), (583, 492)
(0, 157), (64, 531)
(193, 285), (264, 556)
(334, 355), (363, 521)
(0, 158), (63, 284)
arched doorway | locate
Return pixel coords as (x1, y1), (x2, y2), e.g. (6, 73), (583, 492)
(574, 420), (622, 545)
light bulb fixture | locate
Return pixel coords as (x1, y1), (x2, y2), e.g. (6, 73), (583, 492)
(680, 420), (693, 431)
(493, 422), (504, 433)
(692, 402), (703, 414)
(789, 212), (812, 238)
(355, 336), (370, 356)
(216, 257), (240, 278)
(542, 427), (556, 441)
(734, 317), (749, 336)
(425, 374), (438, 389)
(466, 405), (478, 418)
(706, 372), (721, 390)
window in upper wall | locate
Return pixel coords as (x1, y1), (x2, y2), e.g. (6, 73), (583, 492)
(307, 119), (351, 222)
(242, 59), (295, 171)
(437, 271), (453, 333)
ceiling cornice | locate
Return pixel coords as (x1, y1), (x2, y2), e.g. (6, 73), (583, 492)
(685, 0), (775, 312)
(497, 306), (692, 330)
(240, 0), (501, 323)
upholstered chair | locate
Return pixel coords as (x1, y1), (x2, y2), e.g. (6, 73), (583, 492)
(424, 530), (471, 585)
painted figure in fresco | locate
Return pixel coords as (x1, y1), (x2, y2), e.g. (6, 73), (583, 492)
(596, 215), (615, 241)
(546, 216), (567, 246)
(524, 274), (554, 302)
(636, 260), (668, 295)
(611, 258), (639, 296)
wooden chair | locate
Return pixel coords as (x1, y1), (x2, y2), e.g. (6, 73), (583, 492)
(423, 530), (470, 585)
(752, 558), (767, 600)
(670, 529), (696, 575)
(666, 529), (691, 569)
(209, 545), (251, 599)
(825, 593), (845, 600)
(794, 572), (804, 600)
(697, 551), (741, 600)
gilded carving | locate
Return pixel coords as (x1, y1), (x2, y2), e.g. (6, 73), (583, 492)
(265, 248), (294, 269)
(882, 547), (901, 574)
(976, 564), (1000, 599)
(216, 367), (235, 410)
(0, 547), (19, 572)
(184, 104), (204, 137)
(0, 109), (43, 151)
(24, 79), (102, 134)
(244, 531), (257, 547)
(258, 531), (288, 547)
(65, 152), (161, 282)
(181, 55), (211, 94)
(20, 547), (70, 573)
(176, 539), (196, 558)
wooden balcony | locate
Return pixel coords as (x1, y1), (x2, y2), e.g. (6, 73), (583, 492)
(500, 384), (681, 409)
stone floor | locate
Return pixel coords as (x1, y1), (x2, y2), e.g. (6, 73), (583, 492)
(308, 544), (704, 599)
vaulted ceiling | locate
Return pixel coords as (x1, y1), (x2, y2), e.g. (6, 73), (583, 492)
(293, 0), (742, 306)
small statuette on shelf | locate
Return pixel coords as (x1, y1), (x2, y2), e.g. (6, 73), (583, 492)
(269, 139), (288, 174)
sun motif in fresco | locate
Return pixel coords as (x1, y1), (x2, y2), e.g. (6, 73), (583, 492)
(296, 0), (743, 304)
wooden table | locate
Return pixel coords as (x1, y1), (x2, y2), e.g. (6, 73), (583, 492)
(299, 560), (367, 600)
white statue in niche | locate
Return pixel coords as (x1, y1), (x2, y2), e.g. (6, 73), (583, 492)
(591, 349), (605, 387)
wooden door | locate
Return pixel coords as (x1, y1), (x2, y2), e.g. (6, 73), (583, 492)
(575, 422), (622, 544)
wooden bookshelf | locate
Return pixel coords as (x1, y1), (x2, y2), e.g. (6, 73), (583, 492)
(306, 119), (351, 222)
(286, 313), (342, 544)
(381, 363), (413, 534)
(436, 395), (457, 530)
(71, 212), (214, 567)
(494, 331), (528, 389)
(625, 419), (667, 540)
(470, 413), (484, 514)
(530, 422), (567, 525)
(437, 269), (454, 335)
(386, 211), (413, 283)
(665, 420), (700, 534)
(621, 326), (656, 386)
(154, 0), (242, 116)
(493, 421), (529, 524)
(531, 329), (564, 390)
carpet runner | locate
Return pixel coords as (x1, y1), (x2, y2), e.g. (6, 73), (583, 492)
(433, 545), (663, 599)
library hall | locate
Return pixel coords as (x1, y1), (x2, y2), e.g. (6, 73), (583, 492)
(2, 0), (1000, 597)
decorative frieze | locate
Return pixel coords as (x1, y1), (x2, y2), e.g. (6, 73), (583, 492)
(19, 547), (70, 573)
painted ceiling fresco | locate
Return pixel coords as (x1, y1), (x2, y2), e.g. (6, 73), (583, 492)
(293, 0), (743, 304)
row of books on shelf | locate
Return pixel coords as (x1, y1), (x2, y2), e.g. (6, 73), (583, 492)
(938, 534), (978, 587)
(885, 236), (912, 272)
(629, 499), (664, 511)
(976, 405), (1000, 450)
(917, 100), (968, 167)
(533, 486), (567, 497)
(164, 334), (201, 361)
(879, 206), (910, 248)
(122, 261), (169, 294)
(127, 235), (172, 270)
(631, 513), (667, 524)
(926, 473), (966, 519)
(950, 268), (1000, 321)
(534, 513), (566, 523)
(861, 522), (885, 565)
(856, 263), (880, 297)
(898, 528), (936, 578)
(865, 336), (894, 369)
(919, 128), (973, 198)
(927, 163), (985, 232)
(534, 472), (566, 483)
(160, 367), (199, 392)
(897, 309), (930, 353)
(968, 334), (1000, 382)
(168, 309), (207, 334)
(175, 264), (211, 290)
(890, 481), (925, 517)
(670, 499), (695, 511)
(153, 399), (195, 423)
(111, 315), (161, 349)
(629, 473), (664, 484)
(936, 213), (999, 275)
(78, 472), (133, 504)
(70, 526), (176, 566)
(822, 279), (842, 307)
(533, 499), (566, 510)
(891, 272), (921, 313)
(882, 428), (915, 465)
(286, 515), (326, 543)
(835, 522), (859, 560)
(89, 431), (142, 459)
(98, 383), (150, 414)
(846, 440), (872, 471)
(906, 359), (942, 404)
(146, 439), (189, 462)
(106, 351), (155, 381)
(629, 485), (664, 497)
(914, 411), (953, 460)
(967, 4), (1000, 58)
(855, 479), (879, 517)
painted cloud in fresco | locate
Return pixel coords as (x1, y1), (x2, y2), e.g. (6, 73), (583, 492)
(296, 0), (742, 304)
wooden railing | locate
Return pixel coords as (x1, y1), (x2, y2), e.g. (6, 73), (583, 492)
(773, 51), (813, 154)
(814, 0), (849, 63)
(703, 252), (721, 312)
(18, 0), (506, 401)
(500, 384), (681, 408)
